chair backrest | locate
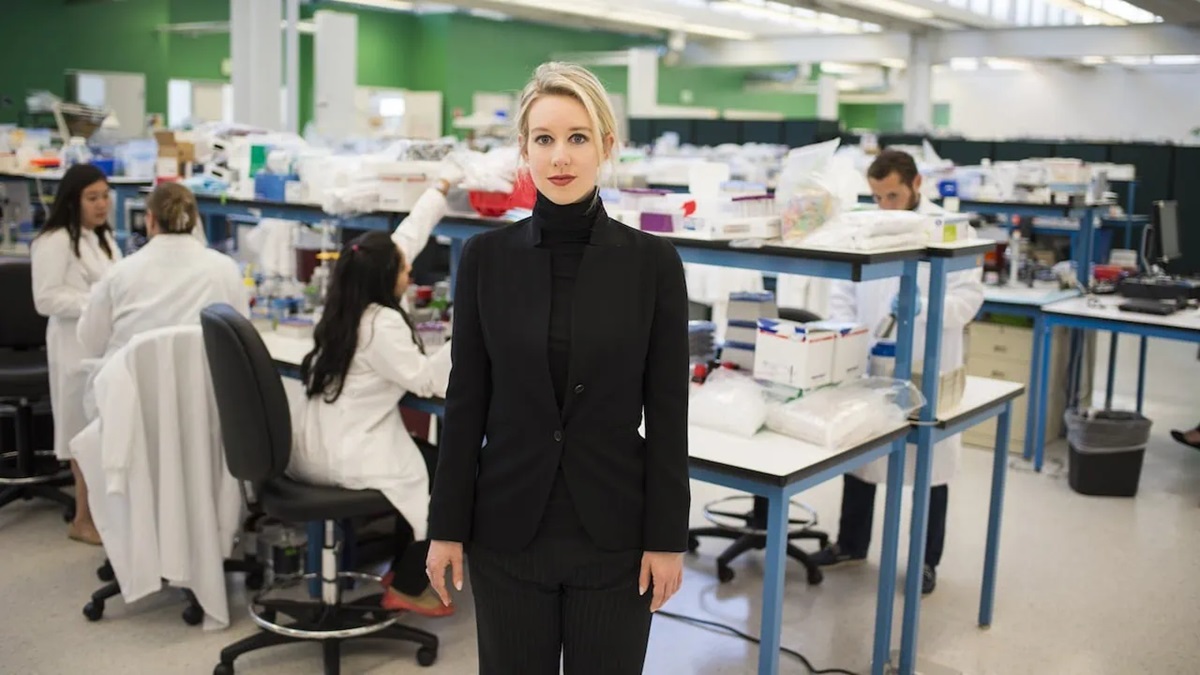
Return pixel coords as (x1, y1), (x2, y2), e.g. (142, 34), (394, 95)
(199, 303), (292, 484)
(778, 307), (823, 324)
(0, 258), (48, 349)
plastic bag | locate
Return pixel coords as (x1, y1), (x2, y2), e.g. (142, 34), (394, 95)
(802, 210), (929, 252)
(689, 370), (767, 438)
(775, 139), (841, 243)
(766, 378), (925, 450)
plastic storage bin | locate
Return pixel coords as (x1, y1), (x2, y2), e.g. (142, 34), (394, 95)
(1064, 409), (1152, 497)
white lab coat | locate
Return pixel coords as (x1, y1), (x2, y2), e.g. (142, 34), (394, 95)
(827, 196), (984, 486)
(775, 274), (830, 319)
(70, 326), (242, 629)
(77, 234), (247, 360)
(287, 187), (451, 541)
(30, 228), (121, 459)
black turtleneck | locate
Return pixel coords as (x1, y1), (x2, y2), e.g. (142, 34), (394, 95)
(531, 189), (602, 539)
(532, 190), (600, 410)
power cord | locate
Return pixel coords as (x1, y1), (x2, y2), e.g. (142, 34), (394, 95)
(656, 609), (861, 675)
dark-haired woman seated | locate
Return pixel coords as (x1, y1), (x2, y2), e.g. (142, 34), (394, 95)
(288, 229), (453, 617)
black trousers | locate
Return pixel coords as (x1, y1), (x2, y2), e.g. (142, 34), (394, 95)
(837, 474), (947, 568)
(466, 523), (653, 675)
(387, 435), (438, 596)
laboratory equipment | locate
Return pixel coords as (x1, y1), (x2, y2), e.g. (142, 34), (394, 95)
(1149, 200), (1182, 266)
(1117, 298), (1183, 316)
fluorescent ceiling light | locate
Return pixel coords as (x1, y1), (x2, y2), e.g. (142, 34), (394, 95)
(949, 57), (979, 71)
(837, 0), (934, 21)
(469, 8), (512, 21)
(984, 58), (1032, 71)
(819, 61), (862, 75)
(1079, 55), (1107, 65)
(1152, 55), (1200, 66)
(710, 0), (859, 32)
(325, 0), (414, 10)
(500, 0), (754, 40)
(1043, 0), (1126, 25)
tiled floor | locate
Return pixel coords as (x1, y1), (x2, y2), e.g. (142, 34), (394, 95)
(2, 337), (1198, 674)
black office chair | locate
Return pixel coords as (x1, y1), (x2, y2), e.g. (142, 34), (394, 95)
(688, 306), (830, 585)
(200, 303), (437, 675)
(0, 259), (75, 519)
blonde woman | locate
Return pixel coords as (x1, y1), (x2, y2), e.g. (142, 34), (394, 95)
(426, 63), (690, 674)
(77, 182), (246, 361)
(31, 164), (122, 544)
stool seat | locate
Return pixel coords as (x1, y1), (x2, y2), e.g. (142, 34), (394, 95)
(260, 477), (393, 522)
(0, 349), (50, 400)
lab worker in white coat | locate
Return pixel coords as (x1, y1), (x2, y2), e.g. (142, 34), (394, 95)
(30, 164), (123, 545)
(76, 182), (247, 362)
(289, 176), (457, 619)
(810, 150), (983, 595)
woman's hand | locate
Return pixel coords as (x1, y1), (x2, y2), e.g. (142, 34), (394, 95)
(425, 540), (464, 606)
(639, 551), (684, 612)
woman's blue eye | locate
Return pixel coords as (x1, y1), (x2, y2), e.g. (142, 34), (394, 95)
(535, 135), (552, 145)
(570, 134), (589, 144)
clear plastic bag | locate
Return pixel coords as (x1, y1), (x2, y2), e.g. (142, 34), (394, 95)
(688, 370), (767, 438)
(775, 139), (841, 243)
(765, 378), (925, 450)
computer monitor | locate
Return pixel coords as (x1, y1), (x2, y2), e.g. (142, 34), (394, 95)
(1151, 200), (1182, 263)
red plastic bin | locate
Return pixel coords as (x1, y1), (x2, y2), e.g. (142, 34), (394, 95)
(468, 170), (536, 217)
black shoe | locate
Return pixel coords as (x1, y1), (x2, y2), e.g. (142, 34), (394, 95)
(922, 564), (937, 595)
(809, 544), (867, 568)
(1170, 429), (1200, 450)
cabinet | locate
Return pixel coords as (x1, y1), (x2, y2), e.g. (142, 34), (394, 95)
(963, 322), (1092, 453)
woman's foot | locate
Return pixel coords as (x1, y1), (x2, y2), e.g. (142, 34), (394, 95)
(381, 587), (455, 618)
(68, 521), (102, 546)
(1170, 428), (1200, 450)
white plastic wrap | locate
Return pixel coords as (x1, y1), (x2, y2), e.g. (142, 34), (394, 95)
(775, 139), (841, 243)
(766, 378), (925, 450)
(688, 371), (767, 438)
(456, 146), (521, 193)
(802, 210), (929, 251)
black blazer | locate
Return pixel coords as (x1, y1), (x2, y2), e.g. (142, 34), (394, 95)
(428, 212), (691, 553)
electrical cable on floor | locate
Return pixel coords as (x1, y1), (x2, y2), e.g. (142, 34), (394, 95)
(656, 610), (861, 675)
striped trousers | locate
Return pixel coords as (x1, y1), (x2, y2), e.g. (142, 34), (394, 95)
(467, 525), (654, 675)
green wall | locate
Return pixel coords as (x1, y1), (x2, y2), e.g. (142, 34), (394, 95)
(838, 102), (952, 133)
(0, 3), (899, 138)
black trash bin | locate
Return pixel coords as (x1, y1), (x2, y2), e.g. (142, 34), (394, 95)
(1064, 409), (1152, 497)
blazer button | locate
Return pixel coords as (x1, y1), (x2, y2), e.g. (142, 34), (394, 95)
(554, 430), (563, 442)
(574, 384), (585, 394)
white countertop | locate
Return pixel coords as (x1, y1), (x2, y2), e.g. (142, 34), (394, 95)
(687, 423), (909, 481)
(0, 170), (151, 185)
(259, 329), (313, 367)
(1043, 294), (1200, 332)
(932, 376), (1025, 428)
(983, 284), (1080, 307)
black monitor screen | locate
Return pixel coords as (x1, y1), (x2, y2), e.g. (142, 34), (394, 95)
(1154, 200), (1182, 262)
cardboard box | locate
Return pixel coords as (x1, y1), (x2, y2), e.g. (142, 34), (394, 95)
(926, 213), (971, 243)
(811, 321), (869, 384)
(154, 130), (196, 180)
(753, 318), (836, 391)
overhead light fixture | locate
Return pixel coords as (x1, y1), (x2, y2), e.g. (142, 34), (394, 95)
(949, 57), (979, 71)
(709, 0), (856, 32)
(984, 58), (1032, 71)
(1152, 54), (1200, 66)
(325, 0), (415, 10)
(1043, 0), (1126, 25)
(1079, 55), (1107, 65)
(818, 61), (862, 75)
(837, 0), (934, 21)
(499, 0), (754, 40)
(468, 8), (512, 21)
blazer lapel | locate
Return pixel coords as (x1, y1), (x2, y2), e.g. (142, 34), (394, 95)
(562, 218), (629, 422)
(509, 222), (560, 417)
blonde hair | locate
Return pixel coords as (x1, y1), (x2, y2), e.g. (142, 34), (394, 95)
(146, 182), (200, 235)
(516, 62), (620, 170)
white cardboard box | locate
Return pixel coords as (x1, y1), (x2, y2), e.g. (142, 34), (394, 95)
(810, 321), (869, 384)
(753, 319), (836, 391)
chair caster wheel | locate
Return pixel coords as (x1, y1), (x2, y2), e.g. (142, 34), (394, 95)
(182, 604), (204, 626)
(807, 568), (824, 585)
(717, 565), (735, 583)
(97, 562), (115, 582)
(417, 647), (437, 667)
(213, 662), (234, 675)
(687, 536), (700, 553)
(83, 600), (104, 621)
(244, 571), (264, 591)
(63, 509), (75, 523)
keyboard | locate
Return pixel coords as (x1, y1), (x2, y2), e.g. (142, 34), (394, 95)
(1118, 298), (1180, 316)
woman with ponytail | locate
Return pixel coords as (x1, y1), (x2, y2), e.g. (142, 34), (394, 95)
(289, 230), (454, 618)
(76, 181), (246, 359)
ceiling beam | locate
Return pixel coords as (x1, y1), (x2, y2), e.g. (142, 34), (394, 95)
(1118, 0), (1200, 23)
(682, 22), (1200, 65)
